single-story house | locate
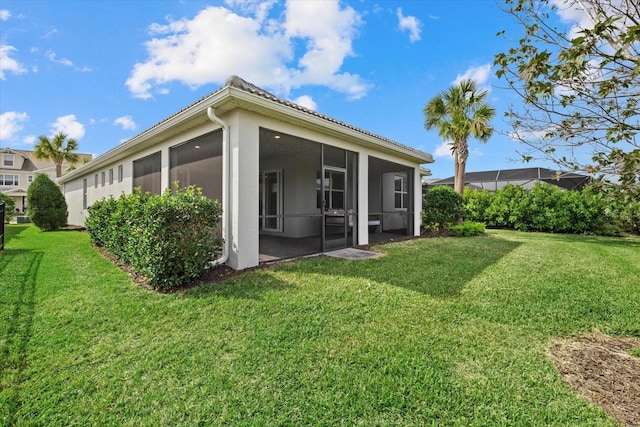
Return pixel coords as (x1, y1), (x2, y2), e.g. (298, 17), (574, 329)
(59, 76), (434, 270)
(424, 167), (591, 193)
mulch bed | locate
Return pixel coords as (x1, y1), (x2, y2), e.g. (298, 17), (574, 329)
(548, 332), (640, 426)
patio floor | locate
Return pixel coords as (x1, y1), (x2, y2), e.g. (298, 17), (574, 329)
(259, 231), (407, 263)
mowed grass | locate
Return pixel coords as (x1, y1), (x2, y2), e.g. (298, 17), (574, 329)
(1, 225), (639, 426)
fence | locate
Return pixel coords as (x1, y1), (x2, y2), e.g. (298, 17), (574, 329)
(1, 201), (4, 251)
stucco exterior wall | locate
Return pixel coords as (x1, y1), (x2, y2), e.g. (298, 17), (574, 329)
(62, 105), (425, 270)
(63, 122), (220, 226)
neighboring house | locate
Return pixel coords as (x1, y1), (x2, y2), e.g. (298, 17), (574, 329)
(59, 75), (434, 270)
(0, 148), (92, 214)
(424, 167), (591, 193)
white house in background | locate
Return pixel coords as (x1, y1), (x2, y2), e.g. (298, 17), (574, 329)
(58, 76), (434, 270)
(1, 148), (92, 214)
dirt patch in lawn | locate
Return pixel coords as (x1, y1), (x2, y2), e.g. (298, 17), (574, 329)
(548, 332), (640, 426)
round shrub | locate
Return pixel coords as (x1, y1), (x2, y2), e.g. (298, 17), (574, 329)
(27, 174), (68, 231)
(422, 185), (464, 231)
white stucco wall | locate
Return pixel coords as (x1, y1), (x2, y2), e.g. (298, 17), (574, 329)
(62, 104), (425, 270)
(63, 122), (221, 226)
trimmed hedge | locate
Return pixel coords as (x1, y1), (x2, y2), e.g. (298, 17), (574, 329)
(86, 186), (223, 291)
(462, 183), (613, 235)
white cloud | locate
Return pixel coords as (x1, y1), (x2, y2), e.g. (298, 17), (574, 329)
(46, 50), (74, 67)
(435, 140), (453, 158)
(23, 135), (36, 145)
(0, 45), (27, 79)
(549, 0), (592, 39)
(44, 26), (58, 39)
(434, 139), (483, 159)
(453, 63), (492, 88)
(0, 9), (10, 21)
(126, 1), (369, 101)
(0, 111), (28, 141)
(45, 50), (92, 72)
(114, 115), (137, 131)
(292, 95), (316, 111)
(396, 8), (421, 43)
(50, 115), (85, 140)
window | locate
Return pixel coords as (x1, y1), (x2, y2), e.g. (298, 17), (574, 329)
(3, 154), (14, 167)
(324, 169), (345, 210)
(260, 169), (283, 231)
(394, 175), (407, 209)
(108, 168), (113, 185)
(101, 171), (105, 187)
(117, 165), (123, 183)
(169, 132), (222, 201)
(28, 175), (33, 183)
(82, 179), (88, 209)
(0, 174), (18, 186)
(133, 151), (162, 195)
(94, 174), (98, 188)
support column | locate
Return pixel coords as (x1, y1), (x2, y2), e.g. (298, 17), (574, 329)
(413, 168), (422, 236)
(357, 152), (369, 246)
(161, 146), (170, 191)
(226, 111), (260, 270)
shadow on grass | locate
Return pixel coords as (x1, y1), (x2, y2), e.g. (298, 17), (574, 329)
(549, 233), (640, 248)
(0, 250), (43, 424)
(277, 236), (522, 298)
(182, 236), (521, 300)
(1, 224), (30, 249)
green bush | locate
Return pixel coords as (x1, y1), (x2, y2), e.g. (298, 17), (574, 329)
(87, 186), (223, 291)
(587, 185), (640, 235)
(463, 188), (493, 223)
(422, 186), (464, 231)
(27, 174), (68, 231)
(462, 183), (613, 235)
(482, 184), (527, 229)
(449, 221), (486, 237)
(0, 193), (16, 223)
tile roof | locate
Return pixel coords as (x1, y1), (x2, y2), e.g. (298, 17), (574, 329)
(0, 148), (92, 172)
(123, 75), (432, 161)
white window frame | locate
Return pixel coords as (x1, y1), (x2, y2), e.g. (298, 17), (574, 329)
(3, 154), (14, 167)
(261, 169), (283, 232)
(394, 175), (408, 210)
(0, 174), (19, 186)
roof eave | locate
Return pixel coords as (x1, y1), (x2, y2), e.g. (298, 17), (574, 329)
(60, 82), (434, 182)
(224, 87), (434, 164)
(59, 87), (232, 183)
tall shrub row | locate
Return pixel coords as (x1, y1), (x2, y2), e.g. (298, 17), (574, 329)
(462, 183), (613, 234)
(86, 186), (222, 291)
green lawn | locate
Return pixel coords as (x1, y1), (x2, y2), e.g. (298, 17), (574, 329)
(1, 225), (639, 426)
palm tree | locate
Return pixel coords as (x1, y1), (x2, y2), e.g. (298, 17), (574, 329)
(424, 79), (495, 194)
(34, 132), (80, 178)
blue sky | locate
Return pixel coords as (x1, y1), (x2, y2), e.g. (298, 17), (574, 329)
(1, 0), (576, 178)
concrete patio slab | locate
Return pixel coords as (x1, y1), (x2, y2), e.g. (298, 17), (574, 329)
(324, 248), (385, 260)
